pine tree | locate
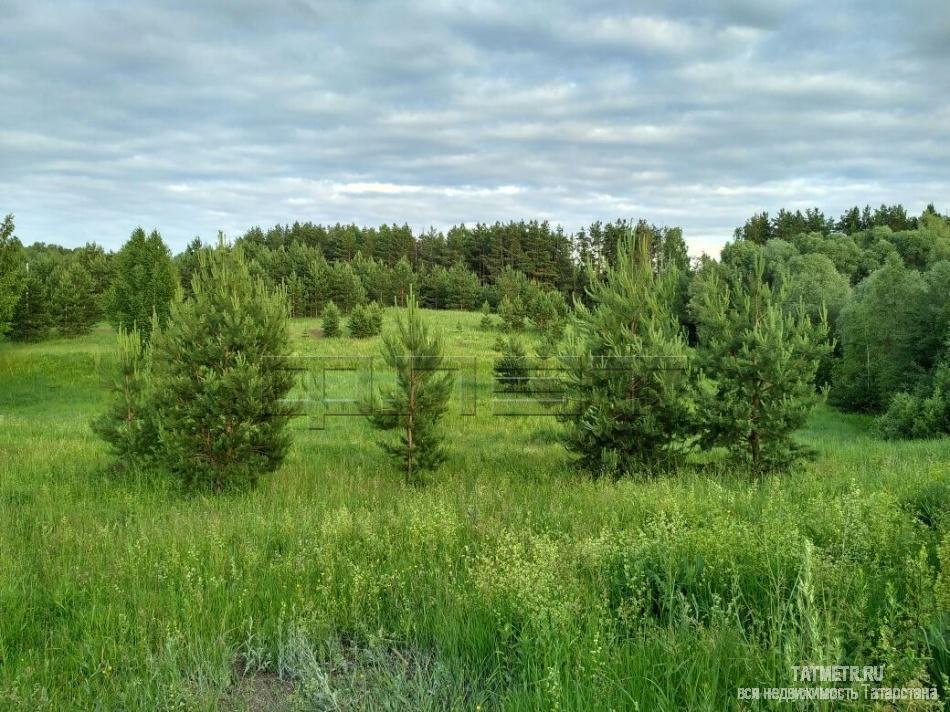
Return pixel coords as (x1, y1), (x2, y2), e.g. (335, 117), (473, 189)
(366, 289), (454, 483)
(445, 262), (479, 310)
(322, 300), (341, 337)
(106, 228), (177, 336)
(52, 257), (99, 336)
(493, 335), (531, 392)
(9, 258), (53, 342)
(479, 300), (494, 330)
(91, 325), (158, 469)
(285, 271), (307, 318)
(75, 242), (113, 320)
(692, 254), (831, 471)
(330, 261), (367, 312)
(347, 301), (383, 338)
(352, 254), (390, 304)
(527, 289), (565, 336)
(304, 254), (333, 316)
(559, 229), (692, 475)
(0, 214), (25, 336)
(390, 256), (414, 306)
(498, 295), (525, 331)
(147, 243), (296, 490)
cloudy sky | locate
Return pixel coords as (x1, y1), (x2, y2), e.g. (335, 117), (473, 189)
(2, 0), (948, 256)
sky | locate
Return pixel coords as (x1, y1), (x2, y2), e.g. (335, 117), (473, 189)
(2, 1), (949, 257)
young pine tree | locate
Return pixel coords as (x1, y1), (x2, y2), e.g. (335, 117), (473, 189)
(390, 256), (414, 306)
(691, 255), (831, 471)
(285, 271), (307, 318)
(52, 257), (99, 336)
(9, 259), (53, 342)
(479, 300), (495, 330)
(147, 243), (296, 490)
(367, 289), (454, 483)
(321, 300), (341, 337)
(559, 230), (692, 475)
(106, 227), (177, 336)
(493, 335), (531, 393)
(498, 295), (525, 332)
(330, 261), (367, 312)
(348, 301), (383, 338)
(91, 325), (158, 469)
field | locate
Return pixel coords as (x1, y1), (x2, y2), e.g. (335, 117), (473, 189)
(2, 308), (949, 710)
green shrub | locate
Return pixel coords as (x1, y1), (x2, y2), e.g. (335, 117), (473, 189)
(879, 360), (950, 439)
(321, 301), (341, 338)
(479, 300), (494, 331)
(900, 480), (950, 528)
(493, 335), (531, 393)
(348, 302), (383, 338)
(498, 295), (525, 332)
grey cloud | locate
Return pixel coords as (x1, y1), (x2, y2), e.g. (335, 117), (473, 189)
(1, 0), (948, 256)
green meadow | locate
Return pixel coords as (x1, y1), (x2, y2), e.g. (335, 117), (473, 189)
(2, 309), (949, 710)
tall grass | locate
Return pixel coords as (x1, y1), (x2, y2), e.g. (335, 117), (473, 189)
(1, 311), (948, 709)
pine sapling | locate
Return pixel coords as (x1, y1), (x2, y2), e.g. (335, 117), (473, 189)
(366, 289), (454, 483)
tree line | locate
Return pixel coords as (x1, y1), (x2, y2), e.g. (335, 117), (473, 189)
(2, 202), (948, 443)
(720, 203), (950, 439)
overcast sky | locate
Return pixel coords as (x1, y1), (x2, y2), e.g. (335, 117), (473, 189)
(2, 0), (948, 256)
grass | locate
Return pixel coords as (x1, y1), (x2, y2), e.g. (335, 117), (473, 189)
(1, 309), (949, 710)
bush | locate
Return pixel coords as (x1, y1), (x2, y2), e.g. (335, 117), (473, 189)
(498, 295), (525, 332)
(348, 302), (383, 338)
(479, 300), (494, 331)
(877, 393), (923, 439)
(493, 335), (531, 393)
(322, 301), (341, 337)
(878, 360), (950, 440)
